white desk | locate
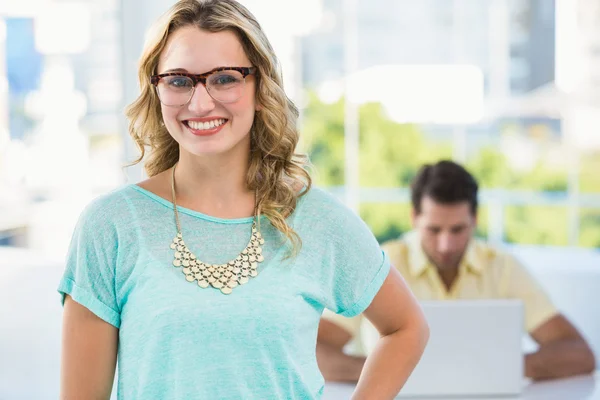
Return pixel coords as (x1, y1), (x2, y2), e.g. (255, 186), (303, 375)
(323, 372), (600, 400)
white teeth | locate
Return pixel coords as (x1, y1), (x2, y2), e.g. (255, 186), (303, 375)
(188, 119), (226, 130)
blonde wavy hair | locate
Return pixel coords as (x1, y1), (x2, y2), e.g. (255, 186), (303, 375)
(125, 0), (311, 254)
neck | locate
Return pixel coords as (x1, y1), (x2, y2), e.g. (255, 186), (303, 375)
(172, 150), (255, 219)
(435, 266), (460, 292)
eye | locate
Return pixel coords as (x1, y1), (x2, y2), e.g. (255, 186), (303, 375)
(209, 72), (243, 87)
(451, 227), (465, 234)
(165, 76), (193, 89)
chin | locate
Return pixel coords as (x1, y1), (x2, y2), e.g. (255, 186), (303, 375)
(185, 145), (232, 156)
(185, 139), (248, 158)
(434, 258), (455, 269)
(173, 128), (251, 157)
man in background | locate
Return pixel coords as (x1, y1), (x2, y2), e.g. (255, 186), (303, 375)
(317, 160), (595, 382)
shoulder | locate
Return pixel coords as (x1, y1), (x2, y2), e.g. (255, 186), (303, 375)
(77, 185), (136, 229)
(293, 187), (383, 252)
(473, 239), (508, 260)
(469, 239), (521, 273)
(296, 187), (368, 232)
(297, 187), (358, 221)
(297, 186), (345, 211)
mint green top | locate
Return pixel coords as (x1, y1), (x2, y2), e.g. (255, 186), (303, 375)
(58, 185), (390, 399)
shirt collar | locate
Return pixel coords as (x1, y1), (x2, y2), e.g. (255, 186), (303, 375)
(405, 231), (483, 277)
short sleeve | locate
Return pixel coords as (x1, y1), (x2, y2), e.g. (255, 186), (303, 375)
(57, 199), (121, 328)
(321, 309), (363, 336)
(317, 196), (391, 317)
(502, 254), (558, 333)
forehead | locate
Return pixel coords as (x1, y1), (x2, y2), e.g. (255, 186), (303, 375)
(419, 197), (472, 223)
(157, 26), (250, 73)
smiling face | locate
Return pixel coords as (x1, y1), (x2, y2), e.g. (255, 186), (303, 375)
(156, 26), (258, 158)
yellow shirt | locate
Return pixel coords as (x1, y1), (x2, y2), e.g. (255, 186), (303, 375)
(322, 231), (558, 356)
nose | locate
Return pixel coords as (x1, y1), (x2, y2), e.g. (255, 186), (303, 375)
(188, 83), (216, 113)
(436, 233), (455, 254)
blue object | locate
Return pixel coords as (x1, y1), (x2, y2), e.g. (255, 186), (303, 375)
(58, 185), (390, 399)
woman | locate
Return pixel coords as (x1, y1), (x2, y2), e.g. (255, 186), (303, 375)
(58, 1), (428, 399)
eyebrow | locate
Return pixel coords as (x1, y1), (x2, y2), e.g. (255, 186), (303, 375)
(162, 68), (188, 74)
(159, 66), (239, 75)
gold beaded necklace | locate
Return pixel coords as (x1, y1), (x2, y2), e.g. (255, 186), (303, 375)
(169, 163), (265, 295)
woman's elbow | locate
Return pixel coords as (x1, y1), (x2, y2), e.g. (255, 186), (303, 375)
(394, 310), (429, 352)
(583, 348), (596, 374)
(416, 314), (430, 350)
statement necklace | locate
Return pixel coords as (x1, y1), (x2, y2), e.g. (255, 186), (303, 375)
(169, 163), (265, 294)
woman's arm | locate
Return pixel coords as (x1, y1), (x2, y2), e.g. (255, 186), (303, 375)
(351, 268), (429, 400)
(60, 295), (119, 400)
(316, 319), (366, 381)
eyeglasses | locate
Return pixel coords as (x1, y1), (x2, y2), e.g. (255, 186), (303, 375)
(150, 66), (256, 107)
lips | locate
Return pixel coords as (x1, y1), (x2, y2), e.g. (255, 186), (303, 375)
(183, 118), (228, 136)
(186, 118), (227, 130)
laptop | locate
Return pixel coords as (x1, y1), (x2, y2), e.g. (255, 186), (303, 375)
(360, 299), (525, 398)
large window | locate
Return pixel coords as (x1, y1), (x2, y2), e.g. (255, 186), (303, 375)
(1, 0), (598, 256)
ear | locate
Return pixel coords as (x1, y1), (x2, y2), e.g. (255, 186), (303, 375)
(255, 102), (263, 112)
